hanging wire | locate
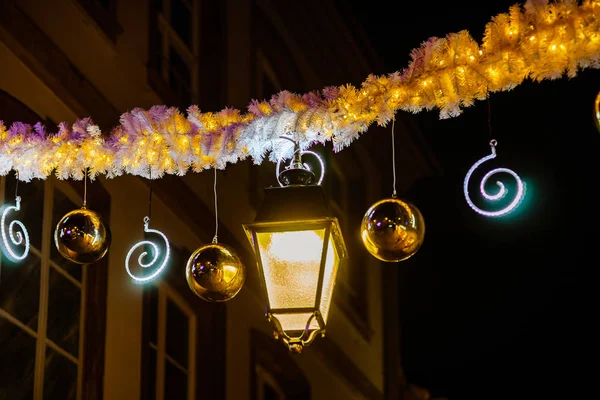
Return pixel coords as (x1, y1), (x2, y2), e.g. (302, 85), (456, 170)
(391, 116), (397, 197)
(148, 167), (153, 220)
(15, 170), (19, 199)
(83, 168), (88, 208)
(212, 167), (218, 244)
(487, 95), (493, 139)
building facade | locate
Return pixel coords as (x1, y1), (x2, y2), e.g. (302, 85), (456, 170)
(0, 0), (437, 399)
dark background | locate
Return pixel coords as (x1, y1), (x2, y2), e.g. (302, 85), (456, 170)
(340, 1), (599, 399)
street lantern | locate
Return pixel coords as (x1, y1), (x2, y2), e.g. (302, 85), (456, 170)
(243, 141), (347, 354)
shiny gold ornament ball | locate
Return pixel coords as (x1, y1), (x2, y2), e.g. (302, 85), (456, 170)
(360, 197), (425, 262)
(54, 207), (111, 264)
(186, 243), (246, 302)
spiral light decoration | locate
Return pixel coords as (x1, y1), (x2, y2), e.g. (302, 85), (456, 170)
(463, 140), (525, 217)
(125, 216), (170, 282)
(0, 196), (30, 262)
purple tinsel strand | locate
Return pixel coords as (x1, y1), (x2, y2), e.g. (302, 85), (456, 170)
(301, 92), (324, 108)
(248, 99), (265, 117)
(270, 90), (298, 111)
(71, 117), (93, 141)
(322, 86), (341, 101)
(8, 122), (31, 139)
(134, 109), (154, 133)
(33, 122), (47, 138)
(105, 127), (123, 151)
(120, 108), (143, 137)
(149, 105), (170, 123)
(54, 122), (70, 140)
(389, 71), (402, 85)
(202, 130), (215, 156)
(221, 124), (238, 155)
(186, 105), (205, 132)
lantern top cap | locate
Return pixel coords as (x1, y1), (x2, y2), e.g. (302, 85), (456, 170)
(249, 185), (333, 223)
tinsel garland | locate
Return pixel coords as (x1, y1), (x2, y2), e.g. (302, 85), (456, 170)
(1, 0), (599, 181)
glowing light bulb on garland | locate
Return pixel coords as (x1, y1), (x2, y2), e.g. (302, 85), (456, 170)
(125, 174), (170, 282)
(54, 171), (111, 264)
(186, 168), (245, 302)
(360, 117), (425, 262)
(0, 172), (30, 262)
(463, 139), (524, 217)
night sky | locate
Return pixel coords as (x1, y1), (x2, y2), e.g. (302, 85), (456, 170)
(341, 1), (599, 398)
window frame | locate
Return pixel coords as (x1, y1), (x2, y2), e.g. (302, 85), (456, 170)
(0, 176), (109, 399)
(250, 329), (310, 400)
(148, 0), (200, 106)
(326, 156), (374, 340)
(255, 364), (287, 400)
(146, 281), (197, 400)
(140, 244), (226, 400)
(0, 91), (109, 400)
(75, 0), (123, 43)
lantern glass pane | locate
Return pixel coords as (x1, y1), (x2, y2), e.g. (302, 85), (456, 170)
(319, 235), (340, 323)
(274, 313), (319, 332)
(256, 229), (325, 310)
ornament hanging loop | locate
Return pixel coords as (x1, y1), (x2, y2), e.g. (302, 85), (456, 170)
(82, 168), (88, 209)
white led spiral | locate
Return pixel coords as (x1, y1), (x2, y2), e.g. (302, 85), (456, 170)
(0, 196), (30, 262)
(463, 140), (525, 217)
(125, 216), (170, 282)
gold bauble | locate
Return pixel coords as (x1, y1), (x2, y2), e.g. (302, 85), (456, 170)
(54, 207), (111, 264)
(360, 197), (425, 262)
(185, 242), (246, 302)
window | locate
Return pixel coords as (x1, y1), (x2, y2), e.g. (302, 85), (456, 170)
(0, 178), (89, 399)
(250, 330), (310, 400)
(139, 235), (225, 398)
(255, 365), (286, 400)
(326, 156), (372, 339)
(143, 282), (197, 400)
(76, 0), (123, 42)
(149, 0), (199, 106)
(0, 91), (108, 399)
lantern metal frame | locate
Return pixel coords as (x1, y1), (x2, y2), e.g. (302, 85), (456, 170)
(244, 215), (346, 351)
(243, 146), (348, 353)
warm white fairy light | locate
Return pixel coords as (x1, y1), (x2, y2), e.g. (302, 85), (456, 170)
(463, 140), (525, 217)
(125, 216), (170, 282)
(0, 196), (30, 262)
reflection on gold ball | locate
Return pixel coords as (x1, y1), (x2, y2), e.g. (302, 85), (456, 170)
(185, 243), (246, 302)
(54, 207), (111, 264)
(360, 197), (425, 262)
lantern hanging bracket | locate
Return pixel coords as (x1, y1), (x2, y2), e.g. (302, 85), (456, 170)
(267, 311), (325, 354)
(276, 136), (324, 187)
